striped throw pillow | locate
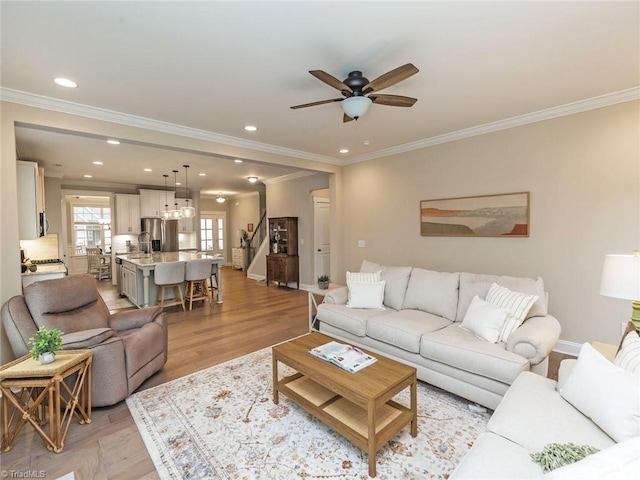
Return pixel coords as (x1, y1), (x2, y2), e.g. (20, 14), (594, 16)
(614, 331), (640, 375)
(485, 282), (539, 342)
(346, 270), (382, 283)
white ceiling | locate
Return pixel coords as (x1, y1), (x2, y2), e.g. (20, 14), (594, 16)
(2, 1), (638, 195)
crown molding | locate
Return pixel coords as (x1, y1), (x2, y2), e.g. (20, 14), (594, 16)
(0, 88), (341, 165)
(344, 86), (640, 164)
(3, 86), (638, 168)
(262, 170), (318, 185)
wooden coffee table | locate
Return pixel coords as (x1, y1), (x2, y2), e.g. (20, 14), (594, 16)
(272, 332), (417, 477)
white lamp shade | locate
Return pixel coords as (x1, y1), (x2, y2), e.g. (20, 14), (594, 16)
(600, 254), (640, 300)
(341, 96), (372, 119)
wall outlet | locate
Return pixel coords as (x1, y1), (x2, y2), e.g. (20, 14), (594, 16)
(357, 240), (366, 248)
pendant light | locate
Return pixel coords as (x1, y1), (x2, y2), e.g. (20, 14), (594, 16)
(180, 164), (195, 218)
(161, 174), (171, 220)
(216, 192), (226, 204)
(170, 170), (181, 219)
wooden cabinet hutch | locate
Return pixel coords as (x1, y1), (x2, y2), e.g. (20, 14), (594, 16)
(266, 217), (299, 289)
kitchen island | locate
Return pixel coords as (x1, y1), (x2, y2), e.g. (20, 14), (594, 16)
(117, 252), (223, 308)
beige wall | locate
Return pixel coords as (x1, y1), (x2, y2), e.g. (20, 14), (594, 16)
(339, 101), (639, 347)
(229, 192), (261, 249)
(265, 173), (331, 285)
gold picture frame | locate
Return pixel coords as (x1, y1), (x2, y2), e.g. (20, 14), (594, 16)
(420, 192), (530, 237)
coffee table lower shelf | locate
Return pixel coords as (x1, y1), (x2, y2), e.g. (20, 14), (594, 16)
(277, 373), (414, 475)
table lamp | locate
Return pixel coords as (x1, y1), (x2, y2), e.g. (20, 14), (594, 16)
(599, 251), (640, 329)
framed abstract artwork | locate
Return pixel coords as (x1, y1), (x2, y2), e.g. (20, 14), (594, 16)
(420, 192), (530, 237)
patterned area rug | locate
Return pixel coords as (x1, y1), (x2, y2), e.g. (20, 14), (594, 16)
(127, 347), (490, 479)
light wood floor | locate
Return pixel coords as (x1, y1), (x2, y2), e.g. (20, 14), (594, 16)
(0, 268), (571, 479)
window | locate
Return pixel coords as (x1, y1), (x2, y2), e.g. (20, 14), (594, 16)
(216, 217), (224, 251)
(200, 218), (213, 251)
(73, 205), (111, 253)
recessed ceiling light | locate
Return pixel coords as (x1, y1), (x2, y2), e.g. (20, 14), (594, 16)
(198, 173), (206, 176)
(144, 168), (152, 172)
(175, 182), (182, 186)
(244, 125), (257, 132)
(107, 139), (120, 145)
(54, 77), (77, 88)
(339, 149), (349, 154)
(234, 159), (243, 163)
(363, 140), (371, 146)
(93, 161), (103, 165)
(247, 176), (258, 183)
(83, 174), (92, 178)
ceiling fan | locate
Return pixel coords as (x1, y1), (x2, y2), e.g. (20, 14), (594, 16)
(290, 63), (419, 122)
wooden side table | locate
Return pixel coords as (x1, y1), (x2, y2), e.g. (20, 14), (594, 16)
(0, 349), (92, 453)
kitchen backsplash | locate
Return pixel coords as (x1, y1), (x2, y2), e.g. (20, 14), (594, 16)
(20, 233), (60, 260)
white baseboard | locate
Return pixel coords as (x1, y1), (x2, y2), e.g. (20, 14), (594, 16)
(553, 340), (582, 357)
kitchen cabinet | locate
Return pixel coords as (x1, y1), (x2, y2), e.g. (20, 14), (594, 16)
(17, 160), (45, 240)
(121, 261), (139, 305)
(115, 194), (141, 235)
(266, 217), (299, 288)
(140, 189), (174, 218)
(176, 198), (195, 232)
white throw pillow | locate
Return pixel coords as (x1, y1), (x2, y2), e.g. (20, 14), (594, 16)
(559, 343), (640, 442)
(614, 330), (640, 375)
(485, 282), (539, 342)
(460, 296), (509, 343)
(545, 437), (640, 480)
(346, 280), (386, 310)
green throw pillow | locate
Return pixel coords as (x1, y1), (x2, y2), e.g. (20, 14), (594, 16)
(530, 443), (599, 472)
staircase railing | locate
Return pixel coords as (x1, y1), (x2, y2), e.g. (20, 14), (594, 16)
(245, 211), (266, 270)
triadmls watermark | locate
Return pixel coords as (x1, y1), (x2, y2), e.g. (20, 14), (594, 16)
(1, 471), (46, 479)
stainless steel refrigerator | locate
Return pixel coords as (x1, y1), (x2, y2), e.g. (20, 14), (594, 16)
(140, 218), (178, 252)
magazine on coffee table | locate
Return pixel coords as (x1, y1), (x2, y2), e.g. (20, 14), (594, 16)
(309, 341), (377, 373)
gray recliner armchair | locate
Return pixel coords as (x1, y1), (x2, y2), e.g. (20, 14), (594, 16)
(1, 274), (168, 407)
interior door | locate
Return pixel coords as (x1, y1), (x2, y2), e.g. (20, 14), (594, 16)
(200, 212), (227, 262)
(313, 197), (330, 281)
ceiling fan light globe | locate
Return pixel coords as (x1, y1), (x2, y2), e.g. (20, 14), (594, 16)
(341, 96), (372, 119)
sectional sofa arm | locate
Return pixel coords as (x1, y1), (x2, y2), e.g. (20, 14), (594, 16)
(506, 314), (562, 365)
(108, 306), (164, 332)
(321, 286), (349, 305)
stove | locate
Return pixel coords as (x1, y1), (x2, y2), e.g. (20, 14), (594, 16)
(31, 259), (65, 265)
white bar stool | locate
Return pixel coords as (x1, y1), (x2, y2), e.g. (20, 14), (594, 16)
(185, 258), (214, 310)
(154, 261), (186, 311)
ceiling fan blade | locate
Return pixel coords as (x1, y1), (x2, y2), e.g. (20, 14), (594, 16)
(369, 94), (418, 107)
(363, 63), (419, 94)
(343, 113), (354, 123)
(290, 98), (343, 109)
(309, 70), (352, 93)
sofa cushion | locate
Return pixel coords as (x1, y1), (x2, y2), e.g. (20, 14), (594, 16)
(449, 432), (545, 480)
(559, 343), (640, 443)
(316, 303), (389, 337)
(346, 270), (381, 283)
(456, 272), (547, 322)
(488, 371), (616, 452)
(545, 437), (640, 480)
(24, 274), (110, 333)
(461, 295), (509, 343)
(360, 260), (412, 310)
(367, 310), (451, 353)
(420, 324), (529, 384)
(403, 268), (459, 321)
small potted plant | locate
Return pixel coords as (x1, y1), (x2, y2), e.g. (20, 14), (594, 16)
(317, 274), (330, 290)
(28, 326), (64, 364)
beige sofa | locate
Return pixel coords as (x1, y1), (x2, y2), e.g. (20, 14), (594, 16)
(451, 343), (640, 479)
(316, 260), (561, 409)
(1, 274), (168, 407)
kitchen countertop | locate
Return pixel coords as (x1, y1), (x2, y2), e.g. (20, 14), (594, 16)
(21, 264), (68, 276)
(116, 251), (219, 267)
